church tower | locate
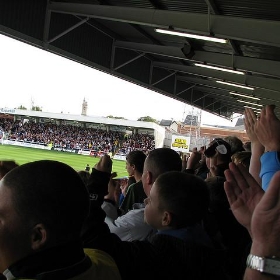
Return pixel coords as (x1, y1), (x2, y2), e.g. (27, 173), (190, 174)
(81, 98), (88, 116)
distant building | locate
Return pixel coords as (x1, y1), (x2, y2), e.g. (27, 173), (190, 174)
(159, 119), (172, 127)
(184, 114), (199, 126)
(81, 98), (88, 116)
(159, 119), (178, 132)
(235, 117), (244, 127)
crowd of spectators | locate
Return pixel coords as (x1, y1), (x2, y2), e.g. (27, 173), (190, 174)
(0, 118), (155, 155)
(3, 105), (280, 279)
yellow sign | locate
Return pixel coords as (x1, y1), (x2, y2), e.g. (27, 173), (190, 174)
(172, 138), (188, 149)
(171, 136), (190, 152)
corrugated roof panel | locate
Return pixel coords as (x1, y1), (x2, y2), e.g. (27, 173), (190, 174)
(109, 0), (208, 12)
(49, 13), (113, 68)
(162, 0), (208, 13)
(52, 0), (101, 3)
(0, 0), (46, 40)
(114, 48), (151, 84)
(215, 0), (280, 20)
(109, 0), (155, 8)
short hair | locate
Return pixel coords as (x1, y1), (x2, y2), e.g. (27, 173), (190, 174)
(231, 151), (251, 170)
(155, 171), (209, 227)
(126, 150), (146, 173)
(0, 160), (19, 179)
(144, 148), (182, 181)
(2, 160), (90, 243)
(224, 136), (244, 155)
(77, 170), (91, 186)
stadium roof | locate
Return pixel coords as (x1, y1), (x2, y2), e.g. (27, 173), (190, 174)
(1, 1), (280, 120)
(0, 108), (158, 130)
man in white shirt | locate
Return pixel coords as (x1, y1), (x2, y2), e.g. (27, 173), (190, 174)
(104, 148), (182, 241)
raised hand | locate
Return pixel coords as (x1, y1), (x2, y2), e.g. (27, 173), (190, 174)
(250, 170), (280, 257)
(94, 154), (112, 174)
(244, 107), (264, 185)
(181, 154), (188, 171)
(255, 105), (280, 152)
(244, 107), (259, 143)
(224, 162), (264, 235)
(186, 147), (201, 170)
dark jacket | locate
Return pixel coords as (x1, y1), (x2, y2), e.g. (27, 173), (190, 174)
(119, 180), (146, 213)
(81, 169), (230, 280)
(4, 241), (121, 280)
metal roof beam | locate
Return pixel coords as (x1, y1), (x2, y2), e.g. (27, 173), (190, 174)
(114, 53), (146, 70)
(152, 71), (176, 86)
(204, 0), (241, 55)
(114, 41), (280, 78)
(176, 84), (196, 96)
(48, 17), (89, 43)
(193, 51), (280, 78)
(50, 2), (280, 47)
(115, 40), (185, 59)
(153, 61), (280, 92)
(177, 75), (279, 104)
(204, 0), (220, 14)
(194, 87), (248, 108)
(205, 0), (241, 55)
(184, 86), (243, 109)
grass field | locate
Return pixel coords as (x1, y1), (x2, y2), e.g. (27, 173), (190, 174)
(0, 145), (127, 178)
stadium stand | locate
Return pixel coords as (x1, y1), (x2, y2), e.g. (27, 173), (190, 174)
(0, 107), (248, 159)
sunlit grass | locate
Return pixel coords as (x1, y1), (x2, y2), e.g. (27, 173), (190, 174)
(0, 145), (127, 177)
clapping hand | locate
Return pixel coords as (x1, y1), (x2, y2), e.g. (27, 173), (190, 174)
(250, 170), (280, 256)
(94, 154), (112, 174)
(224, 162), (264, 236)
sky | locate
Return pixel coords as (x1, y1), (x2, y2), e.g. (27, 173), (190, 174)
(0, 34), (239, 126)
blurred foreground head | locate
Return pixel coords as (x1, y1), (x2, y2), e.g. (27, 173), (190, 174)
(0, 160), (90, 272)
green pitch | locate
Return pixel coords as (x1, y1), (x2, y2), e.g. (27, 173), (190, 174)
(0, 145), (127, 178)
